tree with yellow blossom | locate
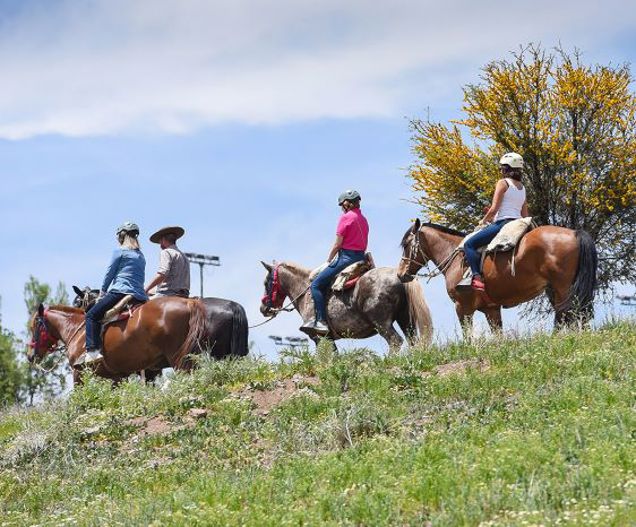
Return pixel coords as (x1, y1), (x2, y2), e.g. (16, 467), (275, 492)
(409, 45), (636, 288)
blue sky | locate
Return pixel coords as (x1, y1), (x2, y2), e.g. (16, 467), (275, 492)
(1, 0), (635, 357)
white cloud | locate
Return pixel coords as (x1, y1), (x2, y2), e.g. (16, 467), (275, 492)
(0, 0), (633, 139)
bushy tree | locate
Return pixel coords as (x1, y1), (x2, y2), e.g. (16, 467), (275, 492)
(0, 327), (25, 406)
(409, 45), (636, 289)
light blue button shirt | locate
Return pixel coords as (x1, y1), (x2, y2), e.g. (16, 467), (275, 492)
(101, 248), (148, 301)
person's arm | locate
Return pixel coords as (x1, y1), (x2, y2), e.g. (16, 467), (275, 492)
(146, 249), (171, 293)
(101, 250), (122, 293)
(145, 273), (165, 294)
(521, 200), (529, 217)
(326, 235), (344, 263)
(481, 179), (508, 224)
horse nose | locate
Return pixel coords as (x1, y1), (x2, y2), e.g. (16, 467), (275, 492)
(260, 305), (271, 316)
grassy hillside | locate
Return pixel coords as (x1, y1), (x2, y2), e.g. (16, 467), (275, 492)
(1, 322), (635, 526)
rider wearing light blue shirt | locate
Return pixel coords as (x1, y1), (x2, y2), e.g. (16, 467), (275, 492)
(102, 248), (148, 301)
(80, 221), (148, 366)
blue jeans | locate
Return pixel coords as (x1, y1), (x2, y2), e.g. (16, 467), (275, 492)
(85, 291), (126, 350)
(463, 219), (513, 276)
(311, 249), (366, 322)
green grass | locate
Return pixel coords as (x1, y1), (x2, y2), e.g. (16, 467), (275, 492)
(0, 322), (634, 526)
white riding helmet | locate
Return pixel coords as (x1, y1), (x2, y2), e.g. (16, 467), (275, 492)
(499, 152), (524, 169)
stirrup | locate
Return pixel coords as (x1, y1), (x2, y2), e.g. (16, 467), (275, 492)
(300, 319), (317, 330)
(313, 320), (329, 335)
(84, 350), (104, 364)
(455, 276), (472, 290)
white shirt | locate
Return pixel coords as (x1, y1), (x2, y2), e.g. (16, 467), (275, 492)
(495, 178), (526, 221)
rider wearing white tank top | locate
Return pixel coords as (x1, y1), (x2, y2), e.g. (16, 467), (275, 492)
(458, 152), (529, 292)
(495, 178), (526, 221)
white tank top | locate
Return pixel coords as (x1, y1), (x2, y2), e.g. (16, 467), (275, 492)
(495, 178), (526, 221)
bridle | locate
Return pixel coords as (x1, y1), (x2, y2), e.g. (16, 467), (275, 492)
(29, 308), (85, 371)
(261, 265), (287, 310)
(29, 309), (61, 359)
(254, 264), (310, 329)
(400, 230), (430, 279)
(401, 229), (460, 281)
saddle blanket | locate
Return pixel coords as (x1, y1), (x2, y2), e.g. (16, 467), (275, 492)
(309, 259), (372, 292)
(459, 217), (535, 254)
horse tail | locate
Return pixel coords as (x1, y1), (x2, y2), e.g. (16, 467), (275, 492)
(404, 280), (433, 345)
(229, 302), (249, 357)
(562, 230), (598, 322)
(175, 299), (208, 369)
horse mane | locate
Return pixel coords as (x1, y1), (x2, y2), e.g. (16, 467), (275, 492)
(401, 222), (467, 247)
(280, 261), (311, 275)
(48, 305), (84, 315)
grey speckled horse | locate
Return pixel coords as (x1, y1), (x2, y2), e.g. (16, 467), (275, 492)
(260, 261), (433, 349)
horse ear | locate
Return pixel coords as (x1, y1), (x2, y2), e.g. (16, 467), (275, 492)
(38, 303), (44, 316)
(260, 261), (272, 271)
(412, 218), (421, 233)
(72, 285), (83, 296)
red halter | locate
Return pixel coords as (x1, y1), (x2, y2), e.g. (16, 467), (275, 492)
(30, 308), (59, 354)
(261, 265), (287, 309)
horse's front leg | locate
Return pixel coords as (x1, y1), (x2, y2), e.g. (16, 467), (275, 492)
(456, 302), (474, 341)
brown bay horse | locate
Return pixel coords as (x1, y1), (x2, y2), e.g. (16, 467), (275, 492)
(260, 261), (433, 349)
(397, 219), (597, 336)
(27, 297), (207, 384)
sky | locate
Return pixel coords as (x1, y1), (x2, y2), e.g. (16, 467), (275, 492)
(1, 0), (635, 359)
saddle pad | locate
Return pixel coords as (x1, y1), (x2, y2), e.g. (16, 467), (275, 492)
(308, 260), (371, 291)
(458, 217), (534, 254)
(332, 261), (370, 291)
(485, 217), (534, 254)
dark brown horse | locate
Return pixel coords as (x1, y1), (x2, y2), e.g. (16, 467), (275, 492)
(27, 297), (207, 384)
(398, 219), (597, 335)
(260, 261), (433, 349)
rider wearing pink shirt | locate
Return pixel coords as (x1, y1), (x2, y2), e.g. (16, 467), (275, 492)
(303, 190), (369, 335)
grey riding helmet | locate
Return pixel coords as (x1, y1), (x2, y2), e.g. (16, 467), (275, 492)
(116, 221), (140, 236)
(338, 190), (361, 205)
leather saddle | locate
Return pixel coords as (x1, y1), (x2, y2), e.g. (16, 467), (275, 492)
(101, 295), (144, 326)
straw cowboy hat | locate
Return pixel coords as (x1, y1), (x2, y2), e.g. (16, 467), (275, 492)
(149, 226), (185, 244)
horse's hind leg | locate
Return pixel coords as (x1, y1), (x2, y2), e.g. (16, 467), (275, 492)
(377, 323), (403, 354)
(484, 307), (503, 334)
(396, 309), (417, 346)
(549, 284), (577, 330)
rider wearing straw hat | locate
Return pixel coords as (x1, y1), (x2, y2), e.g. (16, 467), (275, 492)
(145, 226), (190, 298)
(303, 190), (369, 335)
(81, 221), (148, 365)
